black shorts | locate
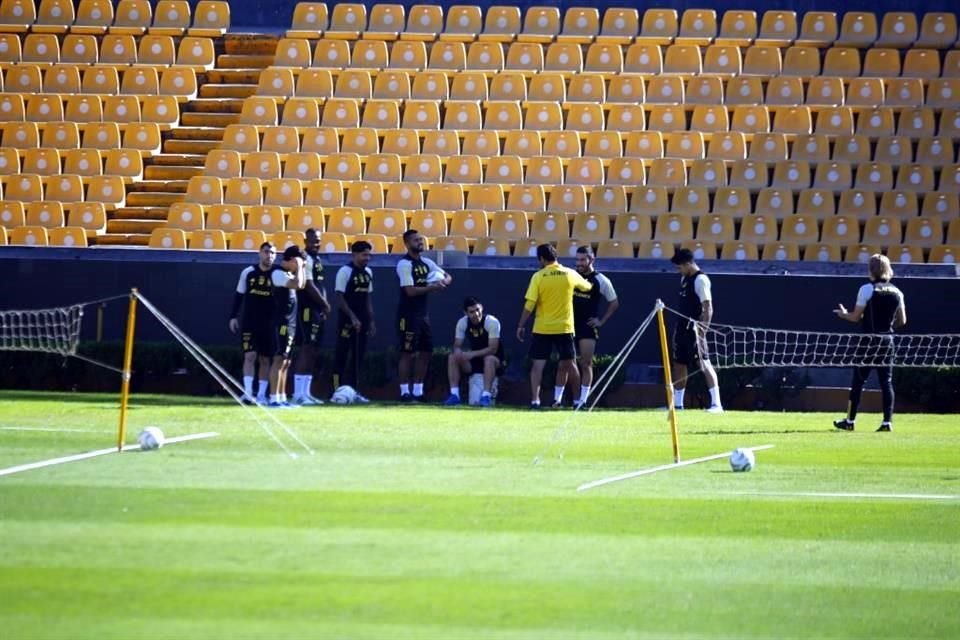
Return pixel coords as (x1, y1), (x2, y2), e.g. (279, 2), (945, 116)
(574, 321), (599, 343)
(469, 355), (505, 376)
(296, 306), (325, 347)
(530, 332), (576, 361)
(672, 324), (703, 367)
(242, 320), (295, 359)
(398, 314), (433, 354)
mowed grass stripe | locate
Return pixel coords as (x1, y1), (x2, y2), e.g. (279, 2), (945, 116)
(2, 522), (957, 591)
(0, 566), (957, 638)
(1, 485), (956, 543)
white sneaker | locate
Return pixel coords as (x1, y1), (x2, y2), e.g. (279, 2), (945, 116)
(297, 396), (318, 406)
(304, 394), (325, 406)
(354, 393), (370, 404)
(706, 405), (724, 414)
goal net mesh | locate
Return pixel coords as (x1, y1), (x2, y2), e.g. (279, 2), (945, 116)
(666, 308), (960, 369)
(0, 305), (84, 357)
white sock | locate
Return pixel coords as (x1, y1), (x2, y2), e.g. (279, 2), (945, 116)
(243, 375), (254, 397)
(413, 383), (424, 396)
(279, 392), (287, 403)
(554, 385), (564, 403)
(709, 386), (722, 408)
(304, 375), (313, 397)
(293, 375), (304, 398)
(481, 390), (491, 398)
(579, 385), (590, 404)
(400, 383), (410, 396)
(270, 393), (279, 403)
(674, 388), (685, 408)
(257, 380), (268, 400)
(450, 387), (460, 397)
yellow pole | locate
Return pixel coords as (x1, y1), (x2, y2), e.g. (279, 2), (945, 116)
(655, 300), (681, 463)
(117, 288), (138, 452)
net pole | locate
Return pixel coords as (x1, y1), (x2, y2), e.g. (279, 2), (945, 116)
(116, 288), (138, 452)
(655, 299), (681, 463)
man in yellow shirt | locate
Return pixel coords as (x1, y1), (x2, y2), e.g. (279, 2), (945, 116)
(516, 244), (593, 409)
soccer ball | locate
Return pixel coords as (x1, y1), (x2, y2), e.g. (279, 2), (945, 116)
(138, 426), (165, 451)
(331, 385), (358, 405)
(729, 447), (755, 472)
(426, 270), (445, 284)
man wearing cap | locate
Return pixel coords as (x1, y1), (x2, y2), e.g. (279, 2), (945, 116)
(267, 245), (307, 407)
(670, 248), (723, 413)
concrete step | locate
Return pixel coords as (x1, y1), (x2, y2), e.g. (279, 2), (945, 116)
(167, 126), (225, 141)
(147, 154), (206, 167)
(143, 165), (203, 181)
(180, 111), (240, 128)
(113, 207), (169, 221)
(127, 180), (188, 193)
(125, 192), (185, 207)
(199, 84), (259, 99)
(96, 233), (150, 246)
(223, 34), (280, 56)
(183, 98), (244, 113)
(205, 69), (261, 84)
(107, 219), (165, 235)
(218, 54), (274, 69)
(163, 139), (220, 154)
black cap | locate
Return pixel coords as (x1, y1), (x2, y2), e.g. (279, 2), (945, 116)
(282, 245), (305, 260)
(670, 248), (695, 265)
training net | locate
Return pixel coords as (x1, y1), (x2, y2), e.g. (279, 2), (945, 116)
(666, 308), (960, 369)
(0, 305), (84, 357)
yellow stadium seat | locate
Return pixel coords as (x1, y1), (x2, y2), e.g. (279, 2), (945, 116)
(843, 77), (882, 107)
(263, 179), (303, 208)
(766, 76), (804, 106)
(519, 6), (561, 45)
(724, 76), (762, 106)
(73, 0), (113, 35)
(122, 122), (161, 155)
(443, 101), (482, 129)
(373, 70), (411, 99)
(813, 161), (852, 191)
(489, 211), (529, 239)
(137, 34), (175, 66)
(917, 12), (957, 49)
(63, 148), (102, 178)
(410, 72), (448, 100)
(589, 185), (627, 215)
(326, 3), (366, 40)
(321, 97), (360, 127)
(701, 45), (741, 76)
(542, 132), (580, 158)
(804, 77), (843, 107)
(0, 200), (24, 226)
(204, 203), (244, 232)
(796, 11), (837, 48)
(608, 158), (647, 186)
(99, 34), (136, 65)
(646, 76), (683, 104)
(25, 201), (66, 227)
(189, 229), (228, 250)
(862, 48), (900, 77)
(287, 3), (328, 39)
(44, 63), (83, 93)
(185, 175), (222, 204)
(0, 148), (19, 179)
(99, 95), (140, 126)
(507, 185), (546, 212)
(364, 210), (405, 236)
(853, 162), (894, 193)
(885, 245), (924, 264)
(245, 205), (286, 233)
(167, 202), (204, 230)
(606, 104), (646, 133)
(757, 10), (797, 47)
(614, 213), (653, 242)
(260, 126), (299, 155)
(581, 43), (620, 74)
(80, 122), (120, 151)
(44, 174), (84, 203)
(877, 12), (918, 48)
(928, 245), (960, 264)
(706, 132), (746, 162)
(636, 8), (678, 46)
(81, 66), (119, 95)
(822, 47), (860, 77)
(820, 214), (861, 246)
(948, 218), (960, 244)
(799, 243), (839, 262)
(380, 129), (420, 156)
(563, 102), (602, 132)
(663, 130), (702, 159)
(344, 180), (384, 209)
(692, 105), (730, 133)
(450, 209), (489, 237)
(584, 131), (623, 159)
(681, 76), (720, 105)
(0, 32), (19, 63)
(243, 151), (281, 180)
(740, 213), (779, 243)
(663, 44), (701, 74)
(837, 189), (878, 220)
(9, 225), (49, 246)
(425, 183), (464, 210)
(771, 160), (810, 190)
(323, 152), (362, 181)
(543, 42), (582, 74)
(719, 241), (757, 260)
(402, 5), (441, 42)
(4, 173), (43, 201)
(160, 67), (197, 100)
(815, 107), (854, 136)
(914, 136), (953, 168)
(742, 45), (782, 75)
(598, 8), (638, 44)
(479, 6), (521, 43)
(565, 157), (603, 186)
(896, 164), (935, 192)
(364, 4), (404, 41)
(884, 78), (923, 108)
(177, 36), (215, 70)
(527, 72), (565, 101)
(902, 49), (941, 80)
(729, 160), (769, 191)
(121, 67), (159, 95)
(67, 202), (106, 236)
(384, 182), (423, 210)
(465, 41), (503, 71)
(353, 39), (389, 69)
(780, 215), (820, 245)
(880, 190), (919, 219)
(441, 5), (482, 43)
(287, 206), (325, 231)
(941, 164), (960, 193)
(304, 179), (344, 208)
(690, 159), (728, 189)
(190, 1), (229, 37)
(837, 12), (878, 48)
(503, 130), (542, 157)
(86, 174), (124, 208)
(275, 38), (312, 68)
(505, 42), (544, 73)
(872, 136), (910, 166)
(61, 35), (98, 65)
(708, 187), (748, 218)
(150, 0), (190, 36)
(862, 216), (902, 246)
(428, 40), (465, 70)
(489, 72), (527, 101)
(470, 236), (508, 256)
(25, 95), (62, 124)
(408, 209), (447, 236)
(279, 98), (318, 129)
(716, 10), (758, 47)
(731, 105), (770, 134)
(623, 42), (663, 74)
(22, 34), (60, 63)
(671, 186), (710, 216)
(675, 9), (717, 47)
(654, 213), (694, 242)
(531, 211), (570, 241)
(462, 130), (501, 157)
(388, 41), (427, 70)
(939, 107), (960, 137)
(483, 100), (521, 130)
(274, 230), (309, 250)
(362, 96), (401, 129)
(221, 124), (260, 153)
(796, 188), (835, 219)
(405, 153), (443, 181)
(0, 0), (33, 33)
(6, 65), (42, 93)
(526, 156), (563, 185)
(283, 152), (322, 181)
(314, 38), (352, 68)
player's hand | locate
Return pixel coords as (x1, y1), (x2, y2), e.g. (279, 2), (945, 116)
(367, 322), (376, 338)
(229, 318), (239, 334)
(351, 316), (362, 331)
(587, 317), (600, 328)
(430, 281), (447, 291)
(442, 274), (453, 286)
(834, 304), (848, 316)
(516, 326), (526, 342)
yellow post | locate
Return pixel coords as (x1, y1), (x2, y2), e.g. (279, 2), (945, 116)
(117, 289), (138, 452)
(655, 300), (681, 463)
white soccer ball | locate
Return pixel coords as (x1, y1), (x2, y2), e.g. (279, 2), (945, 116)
(729, 447), (756, 472)
(138, 426), (165, 451)
(425, 270), (445, 284)
(331, 385), (358, 405)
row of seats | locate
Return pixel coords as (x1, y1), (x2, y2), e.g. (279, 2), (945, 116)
(2, 122), (163, 154)
(233, 97), (960, 137)
(286, 4), (960, 50)
(0, 63), (197, 98)
(219, 125), (960, 166)
(1, 225), (93, 246)
(1, 200), (107, 231)
(273, 38), (960, 79)
(256, 65), (960, 108)
(0, 174), (125, 207)
(0, 33), (216, 69)
(162, 201), (960, 245)
(0, 0), (229, 37)
(179, 174), (960, 217)
(0, 147), (143, 179)
(0, 93), (180, 127)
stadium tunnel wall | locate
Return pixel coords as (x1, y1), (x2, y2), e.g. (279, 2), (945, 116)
(227, 0), (960, 32)
(1, 250), (958, 366)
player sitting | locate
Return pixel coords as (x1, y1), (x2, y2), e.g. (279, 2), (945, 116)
(444, 297), (504, 407)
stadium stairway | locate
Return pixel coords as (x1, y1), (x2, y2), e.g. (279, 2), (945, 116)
(98, 34), (279, 246)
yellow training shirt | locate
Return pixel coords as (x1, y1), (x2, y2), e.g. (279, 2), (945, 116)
(524, 263), (593, 335)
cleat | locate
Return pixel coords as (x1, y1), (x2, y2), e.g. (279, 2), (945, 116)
(267, 400), (290, 409)
(529, 402), (541, 410)
(354, 394), (370, 404)
(479, 394), (492, 408)
(573, 401), (586, 410)
(305, 394), (325, 406)
(443, 394), (461, 406)
(240, 395), (257, 406)
(877, 422), (892, 432)
(833, 418), (855, 431)
(706, 405), (724, 414)
(400, 393), (414, 403)
(294, 396), (317, 406)
(551, 400), (565, 409)
(412, 395), (425, 403)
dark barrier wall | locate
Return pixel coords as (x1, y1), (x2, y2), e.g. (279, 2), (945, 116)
(227, 0), (960, 31)
(1, 250), (958, 364)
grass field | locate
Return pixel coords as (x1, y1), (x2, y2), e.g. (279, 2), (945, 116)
(0, 390), (958, 639)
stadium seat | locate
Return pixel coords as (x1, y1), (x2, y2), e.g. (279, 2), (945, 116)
(815, 107), (854, 137)
(262, 179), (303, 208)
(425, 183), (464, 210)
(186, 175), (222, 205)
(623, 43), (663, 74)
(613, 213), (653, 243)
(879, 191), (919, 220)
(150, 0), (190, 36)
(450, 209), (489, 238)
(22, 149), (60, 178)
(0, 200), (24, 226)
(861, 48), (900, 77)
(190, 1), (229, 37)
(287, 3), (328, 39)
(731, 106), (770, 134)
(313, 39), (351, 68)
(762, 241), (800, 260)
(917, 13), (957, 49)
(543, 42), (583, 74)
(441, 5), (481, 43)
(177, 36), (215, 70)
(205, 204), (244, 232)
(671, 186), (710, 217)
(5, 174), (43, 201)
(25, 201), (65, 229)
(86, 175), (124, 208)
(805, 77), (844, 107)
(61, 35), (98, 65)
(853, 162), (894, 194)
(148, 227), (186, 249)
(121, 67), (160, 95)
(862, 216), (903, 246)
(282, 152), (321, 181)
(373, 70), (411, 99)
(167, 202), (204, 230)
(353, 39), (389, 69)
(484, 156), (524, 184)
(188, 229), (227, 250)
(408, 209), (447, 237)
(246, 205), (286, 233)
(63, 148), (102, 179)
(928, 246), (960, 264)
(507, 185), (546, 212)
(584, 131), (623, 159)
(877, 12), (918, 48)
(822, 47), (861, 78)
(685, 76), (724, 105)
(73, 0), (112, 35)
(531, 211), (570, 241)
(754, 187), (793, 218)
(81, 66), (119, 95)
(598, 8), (639, 45)
(740, 213), (779, 243)
(820, 215), (860, 246)
(420, 131), (461, 158)
(8, 225), (49, 246)
(326, 3), (366, 40)
(608, 158), (647, 187)
(273, 230), (309, 250)
(67, 202), (106, 236)
(480, 6), (521, 43)
(836, 12), (878, 48)
(904, 216), (944, 247)
(654, 212), (694, 242)
(780, 215), (820, 244)
(138, 34), (175, 66)
(844, 244), (881, 264)
(286, 206), (325, 231)
(548, 185), (588, 213)
(402, 5), (441, 42)
(243, 152), (281, 180)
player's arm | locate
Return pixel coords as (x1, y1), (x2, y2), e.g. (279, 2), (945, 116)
(517, 276), (539, 341)
(572, 270), (593, 292)
(695, 276), (714, 325)
(835, 284), (870, 323)
(589, 276), (620, 328)
(229, 269), (248, 333)
(468, 317), (501, 359)
(366, 270), (376, 337)
(398, 260), (442, 297)
(334, 267), (361, 329)
(894, 292), (907, 329)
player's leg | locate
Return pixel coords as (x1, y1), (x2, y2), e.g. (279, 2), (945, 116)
(411, 317), (432, 400)
(876, 364), (894, 431)
(397, 315), (416, 400)
(576, 337), (596, 407)
(444, 353), (468, 405)
(256, 356), (270, 403)
(332, 322), (352, 391)
(528, 333), (551, 408)
(835, 366), (871, 430)
(268, 355), (284, 404)
(671, 327), (695, 409)
(241, 335), (257, 403)
(553, 335), (579, 408)
(354, 324), (369, 391)
(701, 359), (723, 412)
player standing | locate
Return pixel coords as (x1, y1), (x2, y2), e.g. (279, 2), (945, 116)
(516, 244), (592, 409)
(572, 246), (620, 408)
(444, 296), (504, 408)
(292, 229), (332, 406)
(332, 240), (375, 402)
(670, 248), (723, 413)
(396, 230), (451, 402)
(833, 254), (907, 432)
(268, 245), (307, 407)
(229, 242), (278, 405)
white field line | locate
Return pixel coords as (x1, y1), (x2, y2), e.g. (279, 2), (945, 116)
(577, 445), (776, 492)
(0, 432), (220, 478)
(0, 426), (112, 434)
(728, 491), (958, 501)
